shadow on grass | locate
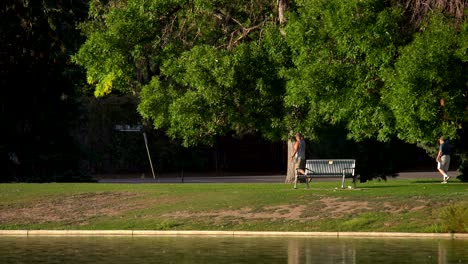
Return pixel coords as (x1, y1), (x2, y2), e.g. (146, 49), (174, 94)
(412, 181), (467, 185)
(412, 180), (448, 184)
(355, 181), (439, 189)
(354, 185), (410, 189)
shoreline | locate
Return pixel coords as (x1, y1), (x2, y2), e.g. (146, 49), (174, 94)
(0, 230), (467, 239)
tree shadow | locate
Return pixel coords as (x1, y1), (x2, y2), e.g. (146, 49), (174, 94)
(355, 185), (411, 189)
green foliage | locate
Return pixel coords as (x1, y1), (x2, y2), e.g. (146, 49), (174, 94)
(139, 43), (285, 146)
(75, 0), (287, 146)
(74, 0), (280, 95)
(382, 12), (468, 151)
(74, 0), (167, 95)
(283, 1), (468, 164)
(438, 202), (468, 233)
(284, 0), (404, 142)
(74, 0), (468, 178)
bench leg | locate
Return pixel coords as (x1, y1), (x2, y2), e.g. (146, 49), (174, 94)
(341, 173), (346, 189)
(294, 174), (298, 189)
(306, 177), (310, 189)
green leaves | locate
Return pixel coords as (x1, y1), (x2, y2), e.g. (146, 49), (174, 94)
(284, 0), (468, 150)
(382, 12), (467, 147)
(138, 41), (286, 146)
(75, 1), (286, 146)
(284, 0), (403, 141)
(75, 0), (468, 152)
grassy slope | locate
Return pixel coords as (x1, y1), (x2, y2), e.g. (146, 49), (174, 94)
(0, 179), (466, 233)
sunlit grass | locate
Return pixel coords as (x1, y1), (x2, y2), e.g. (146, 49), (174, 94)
(0, 179), (466, 232)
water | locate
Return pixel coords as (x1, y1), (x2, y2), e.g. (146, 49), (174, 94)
(0, 236), (466, 263)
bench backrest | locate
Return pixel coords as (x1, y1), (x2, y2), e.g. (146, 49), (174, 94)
(305, 159), (355, 176)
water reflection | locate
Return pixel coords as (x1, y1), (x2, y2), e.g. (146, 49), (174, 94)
(286, 237), (467, 264)
(0, 236), (466, 264)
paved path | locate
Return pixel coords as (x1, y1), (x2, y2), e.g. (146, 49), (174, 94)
(97, 170), (457, 184)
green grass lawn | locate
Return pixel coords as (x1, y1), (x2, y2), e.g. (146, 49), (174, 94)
(0, 178), (466, 233)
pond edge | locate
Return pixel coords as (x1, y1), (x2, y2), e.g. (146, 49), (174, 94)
(0, 230), (466, 239)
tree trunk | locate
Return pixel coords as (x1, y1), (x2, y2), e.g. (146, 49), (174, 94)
(279, 0), (291, 183)
(277, 0), (287, 24)
(285, 139), (295, 183)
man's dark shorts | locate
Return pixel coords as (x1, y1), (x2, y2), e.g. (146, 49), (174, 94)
(295, 158), (306, 173)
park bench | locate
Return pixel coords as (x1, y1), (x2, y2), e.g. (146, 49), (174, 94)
(294, 159), (357, 189)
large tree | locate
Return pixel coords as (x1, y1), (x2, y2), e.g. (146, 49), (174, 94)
(281, 0), (407, 182)
(382, 12), (468, 152)
(283, 0), (468, 181)
(73, 0), (289, 144)
(74, 0), (468, 182)
(283, 0), (405, 142)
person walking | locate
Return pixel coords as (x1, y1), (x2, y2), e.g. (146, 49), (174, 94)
(436, 136), (451, 183)
(291, 132), (306, 176)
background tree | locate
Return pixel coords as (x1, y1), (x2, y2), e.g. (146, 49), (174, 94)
(1, 0), (92, 182)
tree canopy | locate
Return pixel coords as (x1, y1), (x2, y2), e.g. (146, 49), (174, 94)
(283, 0), (405, 142)
(74, 0), (468, 160)
(284, 0), (468, 155)
(73, 0), (288, 146)
(382, 12), (468, 150)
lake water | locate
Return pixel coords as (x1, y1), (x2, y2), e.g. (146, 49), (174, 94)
(0, 236), (466, 263)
